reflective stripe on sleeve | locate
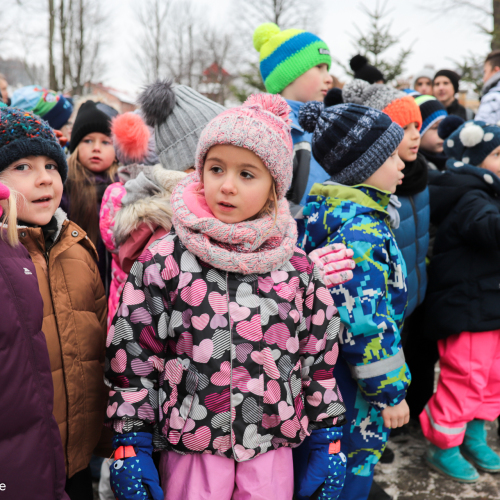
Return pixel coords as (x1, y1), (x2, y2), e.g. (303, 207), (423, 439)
(348, 348), (406, 380)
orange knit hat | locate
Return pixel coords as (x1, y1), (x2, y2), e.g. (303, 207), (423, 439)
(383, 95), (422, 130)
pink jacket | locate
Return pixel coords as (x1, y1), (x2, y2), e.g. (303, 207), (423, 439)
(99, 166), (187, 326)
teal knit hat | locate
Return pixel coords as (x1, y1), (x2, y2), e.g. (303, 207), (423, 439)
(253, 23), (331, 94)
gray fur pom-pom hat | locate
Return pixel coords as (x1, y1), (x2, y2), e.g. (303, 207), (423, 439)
(137, 80), (226, 171)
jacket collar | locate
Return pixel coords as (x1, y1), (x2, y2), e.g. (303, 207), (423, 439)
(482, 71), (500, 96)
(286, 99), (305, 133)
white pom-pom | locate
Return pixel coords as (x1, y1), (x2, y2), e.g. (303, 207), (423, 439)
(454, 161), (464, 167)
(459, 124), (484, 148)
(484, 173), (494, 184)
(462, 157), (469, 164)
(484, 132), (494, 142)
(447, 139), (454, 147)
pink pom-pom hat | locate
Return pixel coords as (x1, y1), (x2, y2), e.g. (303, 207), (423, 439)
(194, 93), (293, 199)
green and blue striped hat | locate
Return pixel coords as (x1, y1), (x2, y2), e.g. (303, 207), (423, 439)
(253, 23), (331, 95)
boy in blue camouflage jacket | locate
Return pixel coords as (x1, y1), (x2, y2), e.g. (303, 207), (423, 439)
(293, 102), (411, 500)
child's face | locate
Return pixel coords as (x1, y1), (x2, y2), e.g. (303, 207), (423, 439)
(419, 120), (444, 154)
(398, 122), (421, 162)
(414, 77), (432, 95)
(1, 155), (63, 226)
(483, 61), (500, 83)
(480, 145), (500, 176)
(364, 149), (405, 194)
(281, 64), (332, 103)
(78, 132), (116, 173)
(203, 144), (273, 224)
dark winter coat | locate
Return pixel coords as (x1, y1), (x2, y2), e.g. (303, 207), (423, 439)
(0, 237), (68, 500)
(446, 99), (474, 121)
(105, 231), (346, 461)
(426, 161), (500, 339)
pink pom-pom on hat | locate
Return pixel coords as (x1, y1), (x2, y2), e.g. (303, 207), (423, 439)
(0, 182), (10, 218)
(194, 93), (293, 199)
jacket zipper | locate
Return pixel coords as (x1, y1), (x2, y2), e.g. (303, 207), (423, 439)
(226, 271), (238, 461)
(409, 196), (421, 305)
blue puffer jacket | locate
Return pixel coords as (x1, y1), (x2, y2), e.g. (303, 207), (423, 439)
(392, 187), (430, 317)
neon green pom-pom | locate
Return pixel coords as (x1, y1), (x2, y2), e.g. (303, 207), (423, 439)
(253, 23), (281, 52)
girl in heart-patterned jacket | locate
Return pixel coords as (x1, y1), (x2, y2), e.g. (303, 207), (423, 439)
(105, 94), (348, 500)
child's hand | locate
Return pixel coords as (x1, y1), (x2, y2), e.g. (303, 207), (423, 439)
(309, 244), (355, 288)
(381, 399), (410, 429)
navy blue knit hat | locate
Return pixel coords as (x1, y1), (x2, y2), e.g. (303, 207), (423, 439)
(298, 102), (404, 185)
(0, 107), (68, 182)
(442, 118), (500, 166)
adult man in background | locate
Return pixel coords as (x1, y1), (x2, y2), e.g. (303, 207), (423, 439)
(433, 69), (473, 120)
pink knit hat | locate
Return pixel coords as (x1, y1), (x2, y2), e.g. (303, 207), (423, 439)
(195, 94), (293, 199)
(0, 182), (9, 218)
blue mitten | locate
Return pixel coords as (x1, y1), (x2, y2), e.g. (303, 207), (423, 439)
(110, 432), (163, 500)
(296, 427), (346, 500)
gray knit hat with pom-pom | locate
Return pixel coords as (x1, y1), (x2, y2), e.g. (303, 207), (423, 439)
(342, 79), (405, 111)
(138, 80), (226, 171)
(298, 101), (403, 185)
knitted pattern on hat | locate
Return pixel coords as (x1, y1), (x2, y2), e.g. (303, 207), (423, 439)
(194, 93), (293, 199)
(11, 85), (73, 130)
(171, 173), (298, 275)
(443, 120), (500, 166)
(414, 94), (447, 136)
(343, 79), (422, 129)
(138, 81), (226, 172)
(298, 101), (404, 185)
(253, 23), (331, 94)
(350, 55), (385, 84)
(0, 107), (68, 181)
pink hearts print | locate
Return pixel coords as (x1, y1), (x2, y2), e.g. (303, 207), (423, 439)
(106, 402), (118, 418)
(144, 264), (165, 288)
(161, 255), (180, 281)
(271, 270), (288, 283)
(117, 402), (135, 417)
(169, 408), (185, 430)
(281, 416), (300, 438)
(154, 240), (174, 257)
(316, 287), (334, 306)
(258, 276), (274, 293)
(110, 349), (127, 373)
(274, 277), (300, 301)
(178, 272), (192, 289)
(122, 282), (145, 306)
(324, 389), (338, 404)
(191, 314), (210, 331)
(263, 379), (281, 404)
(211, 361), (231, 386)
(139, 326), (163, 354)
(261, 347), (280, 379)
(210, 314), (228, 329)
(122, 388), (148, 404)
(176, 332), (193, 358)
(180, 279), (207, 307)
(192, 338), (213, 363)
(236, 315), (263, 342)
(131, 358), (153, 377)
(324, 344), (339, 365)
(246, 374), (264, 396)
(229, 302), (250, 322)
(262, 413), (281, 429)
(138, 249), (153, 263)
(213, 434), (232, 452)
(164, 359), (183, 384)
(326, 304), (337, 320)
(278, 401), (295, 421)
(208, 292), (228, 314)
(182, 426), (211, 451)
(205, 387), (230, 413)
(234, 444), (255, 461)
(286, 336), (299, 354)
(233, 366), (251, 392)
(116, 303), (129, 318)
(312, 309), (325, 326)
(130, 307), (152, 325)
(306, 391), (322, 407)
(235, 343), (253, 363)
(290, 255), (312, 273)
(264, 323), (291, 349)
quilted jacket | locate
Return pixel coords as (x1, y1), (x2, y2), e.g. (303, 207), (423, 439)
(105, 231), (346, 461)
(301, 183), (411, 408)
(18, 209), (110, 477)
(475, 71), (500, 123)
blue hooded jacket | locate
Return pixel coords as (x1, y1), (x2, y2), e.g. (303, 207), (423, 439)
(301, 183), (410, 407)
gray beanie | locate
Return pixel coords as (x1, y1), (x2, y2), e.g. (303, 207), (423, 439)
(342, 79), (406, 111)
(412, 67), (435, 89)
(138, 80), (226, 171)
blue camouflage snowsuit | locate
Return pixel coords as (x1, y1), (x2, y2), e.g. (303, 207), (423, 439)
(298, 182), (410, 500)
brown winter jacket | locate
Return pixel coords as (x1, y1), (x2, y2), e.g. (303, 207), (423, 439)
(18, 209), (111, 478)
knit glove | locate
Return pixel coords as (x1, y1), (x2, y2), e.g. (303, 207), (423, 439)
(296, 427), (346, 500)
(109, 432), (163, 500)
(309, 244), (355, 288)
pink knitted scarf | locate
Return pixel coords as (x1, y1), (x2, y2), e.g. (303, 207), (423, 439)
(171, 173), (298, 274)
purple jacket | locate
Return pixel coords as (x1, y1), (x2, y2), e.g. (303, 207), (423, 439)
(0, 238), (68, 500)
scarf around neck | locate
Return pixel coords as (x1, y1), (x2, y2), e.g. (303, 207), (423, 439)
(170, 173), (298, 275)
(396, 152), (428, 196)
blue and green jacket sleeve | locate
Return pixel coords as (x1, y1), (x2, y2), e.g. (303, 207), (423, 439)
(301, 183), (411, 408)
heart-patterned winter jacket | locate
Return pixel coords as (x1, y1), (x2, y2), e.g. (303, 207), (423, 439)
(105, 231), (346, 461)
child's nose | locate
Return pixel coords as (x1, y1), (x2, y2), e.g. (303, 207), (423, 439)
(221, 177), (237, 194)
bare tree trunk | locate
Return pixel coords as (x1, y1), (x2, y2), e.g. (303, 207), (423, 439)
(493, 0), (500, 50)
(48, 0), (59, 89)
(75, 0), (85, 94)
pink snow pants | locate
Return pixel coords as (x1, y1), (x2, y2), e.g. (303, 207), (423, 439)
(420, 330), (500, 449)
(159, 447), (294, 500)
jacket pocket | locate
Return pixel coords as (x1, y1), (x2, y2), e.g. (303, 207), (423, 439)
(161, 358), (199, 444)
(478, 276), (500, 323)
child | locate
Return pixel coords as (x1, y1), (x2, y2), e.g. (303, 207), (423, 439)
(0, 182), (68, 500)
(100, 82), (225, 325)
(422, 118), (500, 482)
(253, 23), (333, 215)
(297, 102), (411, 500)
(343, 79), (427, 318)
(64, 100), (119, 293)
(0, 108), (109, 499)
(474, 50), (500, 123)
(412, 68), (434, 96)
(105, 94), (348, 500)
(415, 94), (448, 171)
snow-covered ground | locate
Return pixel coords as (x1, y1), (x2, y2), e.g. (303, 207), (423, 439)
(375, 421), (500, 500)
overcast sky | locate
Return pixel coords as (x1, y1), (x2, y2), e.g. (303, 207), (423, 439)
(5, 0), (493, 96)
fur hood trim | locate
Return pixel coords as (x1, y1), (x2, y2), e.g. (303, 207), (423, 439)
(113, 166), (186, 245)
